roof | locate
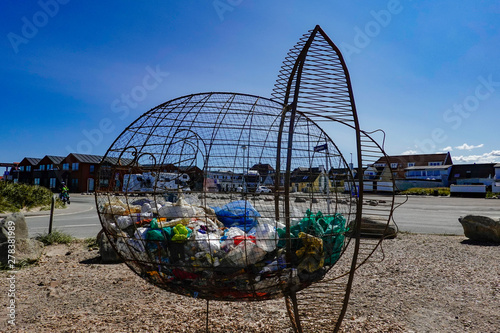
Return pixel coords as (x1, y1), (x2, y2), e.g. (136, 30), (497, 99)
(405, 165), (453, 171)
(250, 163), (275, 175)
(178, 165), (202, 172)
(291, 166), (324, 175)
(0, 162), (18, 167)
(373, 153), (452, 167)
(330, 167), (350, 174)
(43, 155), (65, 164)
(290, 173), (321, 183)
(70, 153), (103, 164)
(100, 156), (137, 166)
(19, 157), (42, 166)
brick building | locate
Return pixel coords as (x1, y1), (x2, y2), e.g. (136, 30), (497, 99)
(17, 158), (41, 185)
(32, 155), (65, 190)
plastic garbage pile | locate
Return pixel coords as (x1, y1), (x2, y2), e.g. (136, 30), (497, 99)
(277, 210), (346, 281)
(99, 197), (347, 299)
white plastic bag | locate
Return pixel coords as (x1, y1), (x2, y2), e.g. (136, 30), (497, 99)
(225, 242), (266, 266)
(220, 227), (246, 250)
(141, 202), (152, 213)
(116, 216), (134, 229)
(194, 231), (221, 253)
(158, 198), (205, 219)
(255, 223), (277, 252)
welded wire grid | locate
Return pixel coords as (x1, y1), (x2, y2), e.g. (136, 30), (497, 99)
(96, 92), (356, 302)
(272, 28), (356, 126)
(270, 25), (397, 332)
(94, 25), (398, 333)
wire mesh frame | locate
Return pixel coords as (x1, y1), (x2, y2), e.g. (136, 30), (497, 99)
(94, 25), (399, 332)
(95, 92), (358, 301)
(271, 25), (366, 332)
(271, 25), (398, 332)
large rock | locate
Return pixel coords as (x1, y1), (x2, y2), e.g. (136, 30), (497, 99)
(97, 229), (123, 264)
(458, 215), (500, 243)
(0, 213), (44, 264)
(0, 212), (29, 242)
(2, 238), (44, 263)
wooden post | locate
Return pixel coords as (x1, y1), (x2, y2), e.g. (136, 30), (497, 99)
(48, 195), (55, 234)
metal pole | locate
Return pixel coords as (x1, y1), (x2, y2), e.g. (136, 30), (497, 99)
(241, 145), (247, 192)
(48, 195), (55, 234)
(325, 140), (330, 215)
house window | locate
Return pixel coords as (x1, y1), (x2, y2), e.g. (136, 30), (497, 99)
(89, 165), (95, 173)
(71, 178), (78, 188)
(429, 162), (442, 166)
(20, 166), (25, 171)
(407, 170), (423, 177)
(34, 178), (40, 185)
(374, 163), (386, 167)
(39, 165), (45, 171)
(408, 162), (415, 167)
(49, 178), (56, 188)
(63, 163), (69, 170)
(391, 163), (398, 169)
(47, 164), (53, 170)
(427, 170), (439, 177)
(72, 163), (79, 170)
(26, 165), (31, 172)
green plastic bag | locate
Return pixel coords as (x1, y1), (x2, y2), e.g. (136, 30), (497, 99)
(277, 210), (347, 268)
(171, 224), (192, 243)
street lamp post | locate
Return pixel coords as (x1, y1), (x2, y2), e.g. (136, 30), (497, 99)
(241, 145), (247, 191)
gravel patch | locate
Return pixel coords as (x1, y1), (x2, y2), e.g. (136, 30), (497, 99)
(1, 233), (498, 332)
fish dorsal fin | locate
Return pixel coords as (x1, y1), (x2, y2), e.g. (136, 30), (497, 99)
(272, 25), (359, 127)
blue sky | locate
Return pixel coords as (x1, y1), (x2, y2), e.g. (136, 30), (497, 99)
(1, 0), (500, 164)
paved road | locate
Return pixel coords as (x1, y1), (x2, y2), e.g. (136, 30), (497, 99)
(366, 194), (500, 235)
(22, 194), (100, 239)
(5, 193), (499, 239)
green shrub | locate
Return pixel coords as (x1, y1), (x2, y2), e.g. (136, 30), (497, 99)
(400, 187), (450, 196)
(485, 191), (497, 199)
(35, 229), (74, 245)
(0, 194), (19, 212)
(0, 182), (53, 212)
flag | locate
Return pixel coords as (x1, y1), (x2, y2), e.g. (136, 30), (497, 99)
(313, 144), (328, 152)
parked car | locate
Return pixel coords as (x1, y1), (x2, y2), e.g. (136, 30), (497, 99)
(256, 186), (271, 193)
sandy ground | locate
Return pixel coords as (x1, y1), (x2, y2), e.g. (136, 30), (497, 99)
(1, 232), (499, 332)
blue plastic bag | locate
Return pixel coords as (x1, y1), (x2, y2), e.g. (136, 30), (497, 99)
(212, 200), (261, 232)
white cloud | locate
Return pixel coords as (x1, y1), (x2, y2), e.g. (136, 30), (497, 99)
(454, 143), (484, 150)
(401, 150), (419, 155)
(453, 150), (500, 164)
(441, 146), (453, 151)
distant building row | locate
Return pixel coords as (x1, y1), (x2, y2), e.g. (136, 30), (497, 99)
(2, 153), (348, 194)
(2, 152), (500, 194)
(362, 152), (500, 194)
(3, 154), (117, 193)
